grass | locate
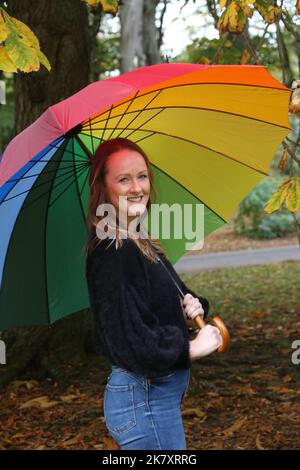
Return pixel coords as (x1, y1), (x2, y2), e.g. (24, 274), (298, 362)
(181, 260), (300, 324)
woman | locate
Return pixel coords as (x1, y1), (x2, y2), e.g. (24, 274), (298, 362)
(85, 137), (222, 450)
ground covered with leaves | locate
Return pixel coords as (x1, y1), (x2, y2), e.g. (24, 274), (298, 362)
(0, 260), (299, 450)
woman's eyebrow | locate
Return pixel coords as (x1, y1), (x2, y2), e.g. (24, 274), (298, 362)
(116, 170), (148, 178)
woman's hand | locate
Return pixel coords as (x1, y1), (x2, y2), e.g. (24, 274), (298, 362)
(189, 325), (222, 360)
(180, 293), (204, 326)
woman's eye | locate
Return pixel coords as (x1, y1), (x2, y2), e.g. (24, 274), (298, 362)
(119, 178), (128, 183)
(139, 175), (148, 179)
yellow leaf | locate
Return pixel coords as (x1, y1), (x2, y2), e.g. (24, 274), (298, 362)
(10, 16), (40, 50)
(2, 10), (39, 73)
(283, 375), (293, 383)
(83, 0), (119, 15)
(219, 0), (227, 8)
(240, 48), (250, 65)
(0, 45), (17, 72)
(0, 8), (8, 42)
(264, 179), (291, 214)
(286, 177), (300, 212)
(200, 55), (210, 64)
(228, 2), (239, 32)
(0, 9), (50, 73)
(37, 49), (51, 72)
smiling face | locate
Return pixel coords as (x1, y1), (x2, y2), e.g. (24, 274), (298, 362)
(104, 149), (151, 224)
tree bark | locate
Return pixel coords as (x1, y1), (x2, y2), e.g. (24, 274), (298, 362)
(0, 0), (95, 390)
(119, 0), (160, 73)
(8, 0), (91, 135)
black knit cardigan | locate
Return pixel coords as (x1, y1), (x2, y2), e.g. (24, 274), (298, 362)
(85, 238), (209, 378)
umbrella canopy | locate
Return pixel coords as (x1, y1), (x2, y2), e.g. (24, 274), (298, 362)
(0, 63), (291, 329)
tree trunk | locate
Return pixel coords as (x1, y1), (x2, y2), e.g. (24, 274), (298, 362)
(8, 0), (91, 135)
(119, 0), (160, 73)
(119, 0), (144, 73)
(0, 1), (96, 390)
(142, 0), (161, 66)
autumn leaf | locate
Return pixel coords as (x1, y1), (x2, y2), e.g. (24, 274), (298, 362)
(240, 48), (251, 64)
(278, 147), (288, 171)
(297, 0), (300, 15)
(264, 179), (291, 213)
(182, 408), (207, 420)
(0, 9), (8, 42)
(218, 1), (254, 34)
(254, 0), (282, 24)
(0, 45), (17, 72)
(0, 8), (51, 73)
(223, 416), (248, 437)
(285, 177), (300, 212)
(20, 396), (60, 410)
(83, 0), (119, 15)
(256, 433), (265, 450)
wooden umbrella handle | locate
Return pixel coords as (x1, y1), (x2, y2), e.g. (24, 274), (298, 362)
(193, 314), (230, 353)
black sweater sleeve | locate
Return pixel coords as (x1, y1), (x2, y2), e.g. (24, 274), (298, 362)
(87, 241), (190, 375)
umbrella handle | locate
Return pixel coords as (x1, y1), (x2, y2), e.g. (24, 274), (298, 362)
(193, 315), (230, 353)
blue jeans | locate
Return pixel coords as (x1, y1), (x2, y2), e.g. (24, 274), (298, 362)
(103, 364), (191, 450)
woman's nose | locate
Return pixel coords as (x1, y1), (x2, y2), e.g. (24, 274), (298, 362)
(130, 179), (142, 193)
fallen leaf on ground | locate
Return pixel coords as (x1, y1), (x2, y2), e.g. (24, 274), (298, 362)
(20, 396), (60, 410)
(223, 417), (248, 437)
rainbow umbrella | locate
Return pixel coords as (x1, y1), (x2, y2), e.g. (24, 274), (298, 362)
(0, 63), (291, 329)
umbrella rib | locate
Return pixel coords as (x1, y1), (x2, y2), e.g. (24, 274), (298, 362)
(72, 137), (88, 225)
(106, 90), (140, 141)
(48, 165), (88, 208)
(74, 135), (93, 160)
(88, 118), (95, 155)
(81, 82), (291, 131)
(4, 160), (90, 184)
(48, 140), (90, 161)
(22, 165), (88, 210)
(2, 162), (88, 205)
(81, 127), (268, 176)
(149, 161), (227, 224)
(42, 142), (70, 325)
(79, 165), (90, 198)
(121, 108), (165, 141)
(84, 104), (291, 132)
(116, 89), (163, 139)
(101, 105), (113, 143)
(0, 139), (67, 204)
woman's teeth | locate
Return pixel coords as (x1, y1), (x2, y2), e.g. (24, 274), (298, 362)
(128, 197), (143, 201)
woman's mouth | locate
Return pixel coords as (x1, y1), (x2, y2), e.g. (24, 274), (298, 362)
(127, 196), (143, 202)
